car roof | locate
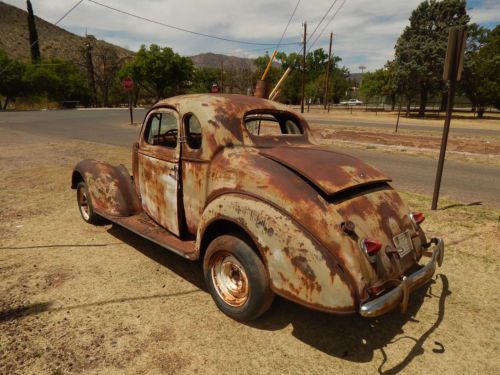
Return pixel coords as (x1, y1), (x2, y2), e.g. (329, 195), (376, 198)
(153, 93), (294, 119)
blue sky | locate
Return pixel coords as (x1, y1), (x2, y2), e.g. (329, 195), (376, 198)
(4, 0), (499, 72)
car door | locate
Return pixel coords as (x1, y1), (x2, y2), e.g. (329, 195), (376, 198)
(138, 108), (181, 236)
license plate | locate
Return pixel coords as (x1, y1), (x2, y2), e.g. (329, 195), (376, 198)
(393, 231), (414, 258)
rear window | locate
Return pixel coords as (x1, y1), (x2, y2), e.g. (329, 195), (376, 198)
(244, 113), (303, 136)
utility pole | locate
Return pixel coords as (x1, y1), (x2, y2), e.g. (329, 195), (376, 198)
(84, 35), (97, 107)
(324, 32), (333, 110)
(26, 0), (41, 63)
(300, 22), (307, 113)
(220, 61), (224, 93)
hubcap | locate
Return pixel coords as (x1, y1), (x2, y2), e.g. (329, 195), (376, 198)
(210, 253), (249, 307)
(77, 186), (90, 221)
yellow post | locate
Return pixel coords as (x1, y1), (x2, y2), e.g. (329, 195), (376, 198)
(260, 50), (278, 81)
(268, 67), (292, 100)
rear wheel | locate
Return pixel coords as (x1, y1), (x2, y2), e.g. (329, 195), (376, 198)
(203, 234), (274, 321)
(76, 181), (103, 225)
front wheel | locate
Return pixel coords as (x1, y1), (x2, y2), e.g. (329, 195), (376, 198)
(203, 234), (274, 321)
(76, 181), (103, 225)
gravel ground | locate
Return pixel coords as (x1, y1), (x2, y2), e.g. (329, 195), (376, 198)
(1, 128), (498, 374)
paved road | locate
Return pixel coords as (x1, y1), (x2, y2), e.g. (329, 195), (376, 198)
(305, 115), (500, 137)
(1, 109), (499, 208)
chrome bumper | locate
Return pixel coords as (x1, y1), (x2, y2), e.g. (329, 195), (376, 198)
(359, 238), (444, 318)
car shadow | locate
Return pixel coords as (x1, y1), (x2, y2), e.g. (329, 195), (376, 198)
(106, 224), (206, 291)
(107, 224), (450, 373)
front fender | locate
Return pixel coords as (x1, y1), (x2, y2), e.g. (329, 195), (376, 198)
(197, 193), (357, 314)
(72, 159), (141, 217)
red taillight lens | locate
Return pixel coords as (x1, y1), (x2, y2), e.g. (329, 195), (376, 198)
(364, 238), (382, 255)
(412, 212), (425, 224)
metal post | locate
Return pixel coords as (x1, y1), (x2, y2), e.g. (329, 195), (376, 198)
(431, 26), (466, 210)
(395, 98), (402, 132)
(431, 79), (456, 210)
(324, 32), (333, 110)
(301, 22), (307, 114)
(128, 91), (133, 125)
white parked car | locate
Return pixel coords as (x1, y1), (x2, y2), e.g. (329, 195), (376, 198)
(340, 99), (363, 105)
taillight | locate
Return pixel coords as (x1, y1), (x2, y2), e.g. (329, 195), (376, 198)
(364, 238), (382, 255)
(411, 212), (425, 225)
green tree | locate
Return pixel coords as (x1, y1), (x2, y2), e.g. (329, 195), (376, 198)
(359, 62), (399, 107)
(121, 44), (194, 102)
(190, 67), (220, 93)
(24, 59), (90, 104)
(394, 0), (469, 117)
(0, 50), (28, 109)
(460, 25), (499, 118)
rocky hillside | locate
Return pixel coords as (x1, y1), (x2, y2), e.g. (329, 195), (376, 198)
(189, 52), (257, 71)
(0, 1), (262, 70)
(0, 1), (133, 63)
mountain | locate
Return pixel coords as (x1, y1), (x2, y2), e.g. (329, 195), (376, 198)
(0, 1), (132, 63)
(0, 2), (261, 71)
(189, 52), (257, 71)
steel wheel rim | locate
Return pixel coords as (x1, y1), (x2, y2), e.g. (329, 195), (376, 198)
(210, 253), (249, 307)
(77, 186), (90, 221)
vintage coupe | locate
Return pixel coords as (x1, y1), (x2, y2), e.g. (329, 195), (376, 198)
(71, 94), (444, 321)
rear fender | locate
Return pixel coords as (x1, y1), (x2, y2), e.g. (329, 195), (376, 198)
(71, 159), (141, 217)
(197, 193), (357, 313)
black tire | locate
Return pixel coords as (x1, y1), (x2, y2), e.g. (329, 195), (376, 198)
(203, 234), (274, 321)
(76, 181), (104, 225)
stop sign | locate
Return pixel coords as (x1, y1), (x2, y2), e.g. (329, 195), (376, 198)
(123, 77), (134, 91)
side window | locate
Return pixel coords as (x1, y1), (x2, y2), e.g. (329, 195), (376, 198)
(185, 114), (202, 149)
(144, 111), (178, 148)
(158, 112), (178, 148)
(285, 119), (301, 134)
(146, 114), (161, 145)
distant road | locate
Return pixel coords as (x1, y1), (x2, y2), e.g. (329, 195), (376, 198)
(305, 115), (500, 137)
(0, 108), (498, 207)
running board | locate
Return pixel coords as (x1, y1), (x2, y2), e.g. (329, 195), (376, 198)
(98, 211), (197, 260)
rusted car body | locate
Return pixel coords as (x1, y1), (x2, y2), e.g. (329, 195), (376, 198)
(72, 94), (444, 320)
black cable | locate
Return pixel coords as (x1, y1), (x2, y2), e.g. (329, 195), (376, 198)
(308, 0), (347, 52)
(87, 0), (301, 46)
(275, 0), (301, 51)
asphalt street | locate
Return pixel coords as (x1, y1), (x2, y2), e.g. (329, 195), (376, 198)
(1, 109), (499, 208)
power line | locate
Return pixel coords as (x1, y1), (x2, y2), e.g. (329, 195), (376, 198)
(54, 0), (85, 26)
(0, 0), (84, 75)
(308, 0), (347, 52)
(87, 0), (302, 47)
(292, 0), (338, 55)
(275, 0), (301, 51)
(306, 0), (339, 47)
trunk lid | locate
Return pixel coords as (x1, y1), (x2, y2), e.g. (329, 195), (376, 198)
(259, 146), (391, 196)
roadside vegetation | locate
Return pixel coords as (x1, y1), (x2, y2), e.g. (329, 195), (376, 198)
(0, 0), (498, 118)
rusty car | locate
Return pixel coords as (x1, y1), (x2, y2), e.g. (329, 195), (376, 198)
(71, 94), (444, 321)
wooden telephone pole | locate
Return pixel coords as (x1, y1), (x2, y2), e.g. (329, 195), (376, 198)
(300, 22), (307, 113)
(323, 32), (333, 110)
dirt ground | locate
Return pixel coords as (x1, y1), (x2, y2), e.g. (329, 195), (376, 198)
(1, 128), (499, 374)
(300, 105), (500, 131)
(313, 126), (500, 166)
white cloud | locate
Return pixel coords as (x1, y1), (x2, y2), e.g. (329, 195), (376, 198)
(3, 0), (497, 72)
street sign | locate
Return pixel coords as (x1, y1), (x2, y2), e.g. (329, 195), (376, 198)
(443, 26), (466, 81)
(123, 77), (134, 91)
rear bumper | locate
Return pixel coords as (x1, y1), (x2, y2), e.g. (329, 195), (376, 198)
(359, 238), (444, 318)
